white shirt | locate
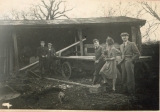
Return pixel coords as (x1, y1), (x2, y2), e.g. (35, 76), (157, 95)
(124, 40), (128, 46)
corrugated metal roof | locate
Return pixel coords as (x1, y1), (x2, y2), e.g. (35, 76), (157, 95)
(0, 16), (146, 26)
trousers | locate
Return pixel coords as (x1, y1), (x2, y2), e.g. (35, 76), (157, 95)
(121, 58), (135, 94)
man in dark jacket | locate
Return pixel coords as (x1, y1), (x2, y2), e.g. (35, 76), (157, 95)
(47, 43), (56, 74)
(92, 39), (105, 85)
(37, 41), (48, 79)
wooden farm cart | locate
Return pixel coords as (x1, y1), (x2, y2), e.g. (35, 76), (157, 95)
(55, 56), (95, 79)
(55, 42), (152, 80)
(56, 55), (152, 80)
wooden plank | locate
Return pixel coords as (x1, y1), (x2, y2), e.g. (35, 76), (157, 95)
(57, 38), (86, 56)
(56, 56), (94, 61)
(78, 28), (83, 56)
(46, 77), (100, 88)
(12, 31), (19, 75)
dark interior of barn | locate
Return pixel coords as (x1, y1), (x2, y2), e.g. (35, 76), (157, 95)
(0, 23), (132, 69)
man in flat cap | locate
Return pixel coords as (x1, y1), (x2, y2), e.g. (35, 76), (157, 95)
(37, 41), (48, 79)
(92, 39), (105, 85)
(47, 43), (56, 75)
(119, 32), (140, 95)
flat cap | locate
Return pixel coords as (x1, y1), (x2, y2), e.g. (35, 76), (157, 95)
(93, 39), (99, 43)
(120, 32), (129, 36)
(40, 41), (45, 43)
(48, 43), (52, 45)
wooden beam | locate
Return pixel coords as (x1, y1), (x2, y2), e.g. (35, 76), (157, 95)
(46, 77), (99, 88)
(77, 28), (83, 56)
(12, 30), (19, 75)
(57, 38), (86, 56)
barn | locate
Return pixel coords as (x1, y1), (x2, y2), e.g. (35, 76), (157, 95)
(0, 16), (146, 75)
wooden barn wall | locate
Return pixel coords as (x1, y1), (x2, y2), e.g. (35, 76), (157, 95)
(0, 28), (14, 75)
(16, 27), (77, 67)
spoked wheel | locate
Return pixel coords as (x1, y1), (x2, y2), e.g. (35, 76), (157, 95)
(134, 62), (150, 80)
(62, 62), (72, 79)
(54, 65), (62, 75)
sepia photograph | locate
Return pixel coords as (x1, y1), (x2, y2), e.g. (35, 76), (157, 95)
(0, 0), (159, 110)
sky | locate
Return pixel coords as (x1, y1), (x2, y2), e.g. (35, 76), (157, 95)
(0, 0), (160, 42)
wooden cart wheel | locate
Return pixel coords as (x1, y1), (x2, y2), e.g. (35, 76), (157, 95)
(62, 62), (72, 79)
(134, 62), (150, 79)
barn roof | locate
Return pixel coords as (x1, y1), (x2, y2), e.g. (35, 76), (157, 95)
(0, 16), (146, 27)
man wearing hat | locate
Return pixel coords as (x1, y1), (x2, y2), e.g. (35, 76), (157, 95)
(47, 43), (56, 74)
(92, 39), (105, 85)
(119, 32), (140, 95)
(37, 41), (48, 79)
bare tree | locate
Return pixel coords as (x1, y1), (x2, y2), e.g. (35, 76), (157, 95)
(138, 1), (160, 42)
(96, 1), (160, 43)
(0, 0), (73, 20)
(30, 0), (73, 20)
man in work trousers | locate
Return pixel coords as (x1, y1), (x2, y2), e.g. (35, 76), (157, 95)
(120, 32), (140, 95)
(47, 43), (56, 74)
(37, 41), (48, 79)
(92, 39), (105, 85)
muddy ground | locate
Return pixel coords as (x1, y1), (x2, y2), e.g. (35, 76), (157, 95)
(0, 60), (159, 110)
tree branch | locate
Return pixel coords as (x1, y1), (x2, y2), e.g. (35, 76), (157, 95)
(54, 14), (69, 19)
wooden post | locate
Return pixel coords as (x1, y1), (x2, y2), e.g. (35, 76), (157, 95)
(3, 45), (6, 74)
(12, 30), (19, 75)
(131, 26), (137, 44)
(77, 28), (83, 56)
(137, 27), (142, 52)
(9, 45), (14, 74)
(75, 37), (78, 56)
(6, 46), (9, 75)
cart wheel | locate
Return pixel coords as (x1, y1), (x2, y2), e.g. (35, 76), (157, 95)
(62, 62), (72, 79)
(54, 65), (62, 75)
(134, 62), (150, 79)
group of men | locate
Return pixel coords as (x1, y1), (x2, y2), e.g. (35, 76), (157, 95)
(37, 41), (56, 79)
(93, 32), (140, 96)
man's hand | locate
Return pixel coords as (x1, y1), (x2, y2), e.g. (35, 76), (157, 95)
(95, 60), (99, 63)
(104, 58), (110, 61)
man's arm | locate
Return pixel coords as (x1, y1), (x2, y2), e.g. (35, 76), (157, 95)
(97, 47), (104, 61)
(131, 42), (140, 62)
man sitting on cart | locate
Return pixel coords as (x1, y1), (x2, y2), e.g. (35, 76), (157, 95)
(92, 39), (105, 85)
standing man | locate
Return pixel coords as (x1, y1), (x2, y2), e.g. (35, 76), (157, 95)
(120, 32), (140, 95)
(37, 41), (48, 79)
(92, 39), (105, 85)
(47, 43), (56, 74)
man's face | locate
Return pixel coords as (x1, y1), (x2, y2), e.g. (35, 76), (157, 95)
(48, 44), (52, 48)
(41, 42), (45, 46)
(121, 35), (129, 42)
(94, 41), (99, 48)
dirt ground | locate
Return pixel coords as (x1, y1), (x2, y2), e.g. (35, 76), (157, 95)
(0, 61), (159, 110)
